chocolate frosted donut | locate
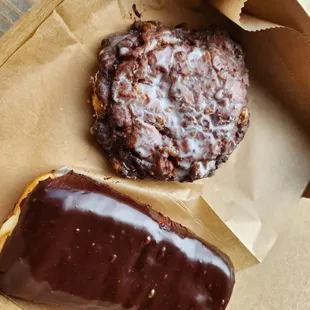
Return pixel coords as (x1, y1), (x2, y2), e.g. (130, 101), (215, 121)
(0, 170), (235, 310)
(91, 21), (249, 181)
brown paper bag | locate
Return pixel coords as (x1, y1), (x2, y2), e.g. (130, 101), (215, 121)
(0, 0), (309, 308)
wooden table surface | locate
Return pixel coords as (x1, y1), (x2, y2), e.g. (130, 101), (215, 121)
(0, 0), (39, 36)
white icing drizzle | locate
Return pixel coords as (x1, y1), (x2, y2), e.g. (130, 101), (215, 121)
(107, 25), (248, 178)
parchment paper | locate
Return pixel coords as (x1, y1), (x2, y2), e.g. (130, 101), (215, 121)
(228, 198), (310, 310)
(1, 0), (310, 284)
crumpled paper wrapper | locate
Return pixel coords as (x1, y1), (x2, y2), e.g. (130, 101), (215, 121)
(0, 0), (310, 293)
(209, 0), (310, 32)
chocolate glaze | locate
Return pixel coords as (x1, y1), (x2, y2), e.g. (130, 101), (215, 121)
(0, 172), (234, 309)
